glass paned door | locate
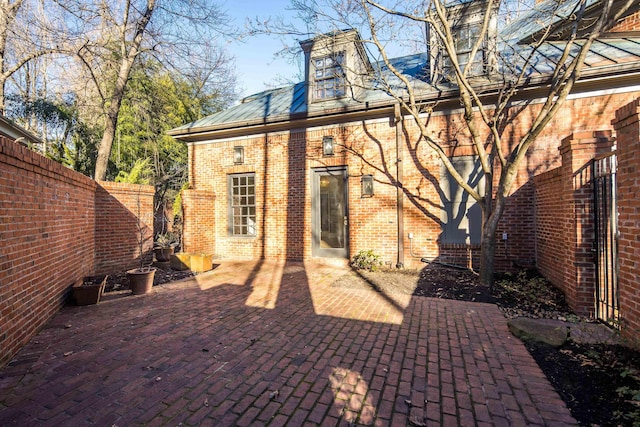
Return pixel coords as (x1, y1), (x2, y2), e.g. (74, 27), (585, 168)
(312, 167), (348, 258)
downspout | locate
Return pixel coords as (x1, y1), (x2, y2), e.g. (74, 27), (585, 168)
(395, 103), (404, 269)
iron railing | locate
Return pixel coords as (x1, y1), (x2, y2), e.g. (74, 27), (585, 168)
(593, 153), (619, 327)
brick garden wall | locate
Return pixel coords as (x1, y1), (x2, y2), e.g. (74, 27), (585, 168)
(95, 182), (155, 274)
(0, 136), (154, 367)
(533, 168), (564, 289)
(0, 137), (95, 368)
(612, 98), (640, 344)
(564, 132), (615, 315)
(535, 132), (615, 315)
(534, 99), (640, 343)
(182, 189), (216, 255)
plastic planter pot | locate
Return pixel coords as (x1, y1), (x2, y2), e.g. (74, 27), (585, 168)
(126, 268), (156, 295)
(72, 275), (108, 305)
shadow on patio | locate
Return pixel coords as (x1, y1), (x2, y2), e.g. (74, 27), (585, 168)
(0, 259), (576, 426)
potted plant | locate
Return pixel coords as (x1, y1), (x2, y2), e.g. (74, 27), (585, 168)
(126, 188), (156, 295)
(154, 231), (178, 262)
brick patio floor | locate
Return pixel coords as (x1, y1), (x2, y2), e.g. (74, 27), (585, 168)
(0, 259), (577, 426)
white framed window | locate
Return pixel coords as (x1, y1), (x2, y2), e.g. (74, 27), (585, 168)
(313, 52), (346, 100)
(228, 173), (256, 236)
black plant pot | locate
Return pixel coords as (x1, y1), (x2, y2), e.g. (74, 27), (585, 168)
(154, 247), (174, 262)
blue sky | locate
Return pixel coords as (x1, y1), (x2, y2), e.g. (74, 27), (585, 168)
(221, 0), (424, 100)
(224, 0), (303, 99)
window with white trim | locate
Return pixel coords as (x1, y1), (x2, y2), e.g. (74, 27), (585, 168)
(228, 173), (256, 236)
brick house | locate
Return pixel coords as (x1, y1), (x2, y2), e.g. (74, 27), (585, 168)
(170, 2), (640, 333)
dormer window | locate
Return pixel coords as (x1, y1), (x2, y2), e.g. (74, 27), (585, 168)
(427, 0), (498, 83)
(313, 52), (346, 100)
(443, 23), (486, 78)
(300, 30), (372, 107)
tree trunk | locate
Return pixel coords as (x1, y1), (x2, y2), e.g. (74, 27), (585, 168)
(94, 56), (133, 180)
(93, 0), (156, 181)
(94, 111), (118, 180)
(479, 195), (505, 289)
(0, 79), (5, 115)
(479, 221), (497, 289)
(93, 56), (145, 180)
(93, 51), (141, 180)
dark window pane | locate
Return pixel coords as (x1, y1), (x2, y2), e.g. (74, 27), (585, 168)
(314, 52), (346, 100)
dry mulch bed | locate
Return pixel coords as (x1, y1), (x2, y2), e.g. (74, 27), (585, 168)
(333, 264), (640, 427)
(103, 268), (196, 293)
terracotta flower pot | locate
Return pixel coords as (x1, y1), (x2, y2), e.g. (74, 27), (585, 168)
(126, 268), (156, 295)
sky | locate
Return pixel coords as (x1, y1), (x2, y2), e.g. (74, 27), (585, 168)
(222, 0), (426, 100)
(223, 0), (304, 99)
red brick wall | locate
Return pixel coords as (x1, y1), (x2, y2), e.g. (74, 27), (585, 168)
(185, 91), (639, 270)
(560, 132), (614, 315)
(612, 98), (640, 344)
(495, 182), (536, 270)
(0, 137), (156, 367)
(182, 189), (216, 254)
(95, 182), (155, 274)
(0, 137), (96, 368)
(535, 132), (615, 315)
(534, 98), (640, 343)
(612, 11), (640, 32)
(534, 168), (564, 288)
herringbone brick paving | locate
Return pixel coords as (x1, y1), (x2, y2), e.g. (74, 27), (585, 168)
(0, 260), (577, 426)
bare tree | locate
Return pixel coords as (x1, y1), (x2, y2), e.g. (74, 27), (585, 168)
(0, 0), (59, 113)
(254, 0), (637, 286)
(57, 0), (234, 181)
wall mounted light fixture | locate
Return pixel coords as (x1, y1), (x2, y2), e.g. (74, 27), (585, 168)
(233, 146), (244, 164)
(361, 174), (374, 197)
(322, 136), (334, 156)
